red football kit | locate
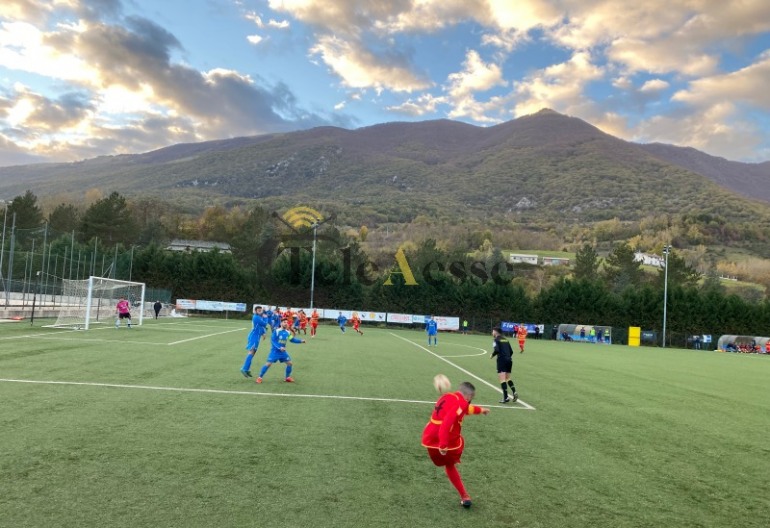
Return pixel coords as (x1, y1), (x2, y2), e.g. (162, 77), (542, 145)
(422, 390), (487, 506)
(422, 391), (484, 466)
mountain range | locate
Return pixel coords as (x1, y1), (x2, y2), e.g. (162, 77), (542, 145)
(0, 109), (768, 225)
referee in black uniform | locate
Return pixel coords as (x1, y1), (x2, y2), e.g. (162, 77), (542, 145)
(491, 327), (519, 403)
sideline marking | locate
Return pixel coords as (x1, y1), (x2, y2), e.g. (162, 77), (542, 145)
(390, 333), (535, 411)
(0, 378), (517, 409)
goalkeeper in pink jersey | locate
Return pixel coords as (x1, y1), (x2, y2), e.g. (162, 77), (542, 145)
(115, 297), (132, 328)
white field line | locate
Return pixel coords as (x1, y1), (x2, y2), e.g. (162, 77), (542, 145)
(0, 329), (81, 341)
(0, 378), (518, 410)
(167, 327), (245, 345)
(153, 322), (244, 330)
(390, 332), (536, 411)
(18, 335), (170, 346)
(0, 322), (243, 346)
(436, 342), (487, 358)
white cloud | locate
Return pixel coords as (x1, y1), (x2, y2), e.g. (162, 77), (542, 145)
(513, 51), (604, 117)
(245, 11), (289, 30)
(672, 54), (770, 109)
(443, 50), (507, 121)
(485, 0), (561, 31)
(387, 93), (446, 116)
(608, 38), (718, 76)
(447, 50), (506, 99)
(635, 102), (763, 160)
(310, 34), (431, 92)
(639, 79), (670, 92)
(245, 12), (264, 27)
(0, 6), (342, 164)
(267, 19), (290, 29)
(247, 34), (263, 45)
(0, 21), (99, 84)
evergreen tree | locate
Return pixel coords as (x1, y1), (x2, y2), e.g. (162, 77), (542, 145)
(656, 249), (701, 289)
(79, 192), (138, 245)
(573, 243), (600, 281)
(602, 242), (644, 292)
(7, 190), (44, 245)
(48, 203), (81, 235)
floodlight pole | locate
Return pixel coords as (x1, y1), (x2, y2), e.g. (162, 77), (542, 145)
(309, 222), (318, 309)
(662, 245), (671, 348)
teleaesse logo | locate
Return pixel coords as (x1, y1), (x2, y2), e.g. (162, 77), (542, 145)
(272, 206), (514, 286)
(282, 206), (324, 230)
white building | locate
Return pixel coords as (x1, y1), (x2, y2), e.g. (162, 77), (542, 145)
(542, 257), (570, 266)
(509, 253), (539, 265)
(633, 251), (664, 267)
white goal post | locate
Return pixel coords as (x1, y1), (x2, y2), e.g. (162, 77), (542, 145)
(46, 276), (146, 330)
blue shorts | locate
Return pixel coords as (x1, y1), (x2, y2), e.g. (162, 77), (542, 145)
(245, 330), (264, 351)
(427, 331), (437, 336)
(266, 349), (291, 363)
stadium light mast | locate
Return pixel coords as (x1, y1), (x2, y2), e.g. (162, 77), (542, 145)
(309, 222), (319, 309)
(662, 245), (672, 348)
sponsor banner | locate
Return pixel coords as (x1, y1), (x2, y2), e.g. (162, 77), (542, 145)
(387, 313), (413, 324)
(412, 314), (426, 324)
(359, 311), (386, 322)
(436, 316), (460, 331)
(319, 309), (382, 322)
(195, 300), (223, 311)
(176, 299), (197, 310)
(501, 322), (539, 334)
(178, 299), (248, 312)
(326, 309), (355, 320)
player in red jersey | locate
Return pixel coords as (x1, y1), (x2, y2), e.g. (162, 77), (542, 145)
(351, 312), (364, 335)
(309, 309), (319, 337)
(516, 324), (528, 353)
(282, 308), (293, 329)
(421, 381), (489, 508)
(298, 310), (308, 335)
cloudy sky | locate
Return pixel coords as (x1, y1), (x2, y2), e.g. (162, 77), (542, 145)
(0, 0), (769, 167)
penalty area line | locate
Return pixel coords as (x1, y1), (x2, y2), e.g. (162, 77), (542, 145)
(389, 333), (535, 411)
(0, 378), (517, 409)
(168, 327), (244, 345)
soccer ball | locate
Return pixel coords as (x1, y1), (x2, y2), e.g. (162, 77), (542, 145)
(433, 374), (451, 394)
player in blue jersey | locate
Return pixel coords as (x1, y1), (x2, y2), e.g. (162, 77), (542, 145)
(266, 306), (279, 330)
(426, 315), (438, 346)
(255, 319), (306, 383)
(263, 306), (274, 327)
(240, 305), (268, 377)
(337, 312), (347, 333)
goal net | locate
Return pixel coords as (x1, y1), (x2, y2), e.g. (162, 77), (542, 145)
(47, 276), (146, 330)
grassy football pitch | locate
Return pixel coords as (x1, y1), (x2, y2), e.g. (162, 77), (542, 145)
(1, 318), (769, 528)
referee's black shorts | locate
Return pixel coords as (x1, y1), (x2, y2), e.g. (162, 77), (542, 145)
(496, 359), (512, 373)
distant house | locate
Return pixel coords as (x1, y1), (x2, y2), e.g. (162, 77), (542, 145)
(633, 251), (664, 267)
(509, 253), (539, 265)
(542, 256), (570, 266)
(167, 239), (231, 253)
